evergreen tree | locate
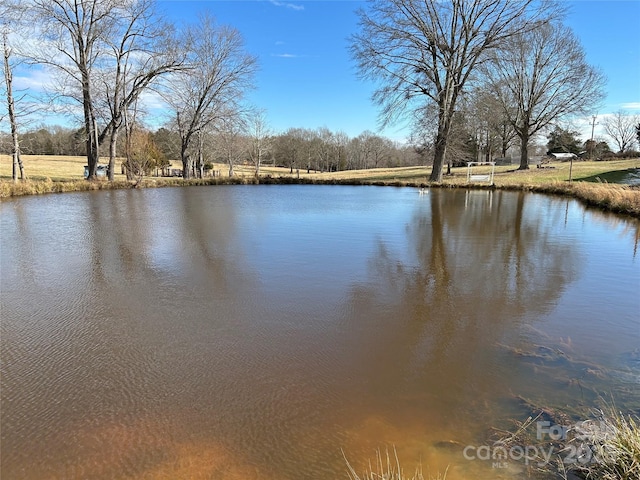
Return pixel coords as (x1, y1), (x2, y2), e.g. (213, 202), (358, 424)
(546, 127), (582, 155)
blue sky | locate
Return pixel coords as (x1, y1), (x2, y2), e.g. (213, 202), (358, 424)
(8, 0), (640, 144)
(157, 0), (640, 142)
(158, 0), (385, 137)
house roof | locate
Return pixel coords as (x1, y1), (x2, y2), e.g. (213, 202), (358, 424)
(548, 152), (577, 160)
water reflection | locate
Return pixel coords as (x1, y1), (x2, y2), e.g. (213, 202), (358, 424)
(1, 187), (638, 480)
(334, 189), (584, 475)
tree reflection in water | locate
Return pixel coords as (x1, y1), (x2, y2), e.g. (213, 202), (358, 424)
(338, 190), (586, 448)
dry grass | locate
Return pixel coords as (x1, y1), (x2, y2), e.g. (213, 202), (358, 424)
(573, 408), (640, 480)
(0, 154), (292, 181)
(4, 155), (636, 185)
(0, 154), (117, 181)
(493, 406), (640, 480)
(564, 182), (640, 215)
(343, 448), (447, 480)
(305, 159), (640, 185)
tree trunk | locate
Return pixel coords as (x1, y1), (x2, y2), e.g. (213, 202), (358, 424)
(429, 106), (453, 182)
(3, 36), (24, 182)
(228, 152), (235, 177)
(501, 140), (508, 158)
(181, 138), (191, 179)
(195, 133), (204, 178)
(501, 123), (509, 158)
(108, 128), (118, 181)
(81, 68), (99, 179)
(9, 104), (24, 183)
(196, 148), (203, 178)
(430, 134), (447, 182)
(518, 130), (530, 170)
(182, 154), (191, 179)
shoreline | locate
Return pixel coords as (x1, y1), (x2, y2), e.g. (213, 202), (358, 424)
(1, 174), (639, 219)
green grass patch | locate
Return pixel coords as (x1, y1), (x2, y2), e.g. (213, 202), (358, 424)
(575, 168), (640, 184)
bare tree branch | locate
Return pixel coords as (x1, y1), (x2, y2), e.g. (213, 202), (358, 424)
(29, 0), (123, 179)
(351, 0), (562, 181)
(93, 0), (185, 180)
(161, 13), (257, 179)
(482, 21), (606, 169)
(602, 111), (639, 154)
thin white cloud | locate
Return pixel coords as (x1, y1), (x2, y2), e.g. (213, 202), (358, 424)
(13, 68), (52, 92)
(270, 0), (304, 11)
(271, 53), (305, 58)
(620, 102), (640, 110)
(139, 90), (169, 111)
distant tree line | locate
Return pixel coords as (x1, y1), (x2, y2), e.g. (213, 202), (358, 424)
(0, 126), (88, 157)
(0, 124), (423, 173)
(3, 113), (638, 181)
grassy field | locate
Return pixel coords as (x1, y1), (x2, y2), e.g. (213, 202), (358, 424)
(0, 155), (273, 181)
(2, 154), (639, 217)
(2, 154), (639, 184)
(305, 158), (640, 185)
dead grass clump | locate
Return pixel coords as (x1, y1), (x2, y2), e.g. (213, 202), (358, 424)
(343, 448), (447, 480)
(501, 181), (640, 218)
(573, 408), (640, 480)
(569, 182), (640, 215)
(0, 179), (138, 197)
(0, 178), (54, 197)
(494, 406), (640, 480)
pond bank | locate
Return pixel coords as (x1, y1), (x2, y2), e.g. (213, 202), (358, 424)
(1, 174), (639, 219)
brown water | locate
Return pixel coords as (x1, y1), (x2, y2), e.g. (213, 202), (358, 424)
(1, 186), (639, 479)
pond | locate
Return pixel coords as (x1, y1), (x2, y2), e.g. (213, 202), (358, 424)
(1, 186), (639, 479)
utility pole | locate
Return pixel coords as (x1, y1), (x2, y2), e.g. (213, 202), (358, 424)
(590, 115), (598, 159)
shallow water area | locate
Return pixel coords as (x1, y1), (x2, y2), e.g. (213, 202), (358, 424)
(1, 186), (639, 479)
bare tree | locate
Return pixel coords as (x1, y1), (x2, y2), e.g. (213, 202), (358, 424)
(483, 21), (605, 169)
(163, 13), (257, 179)
(29, 0), (126, 179)
(316, 127), (334, 173)
(2, 32), (24, 181)
(94, 0), (184, 180)
(246, 109), (272, 178)
(358, 132), (389, 169)
(353, 131), (373, 169)
(409, 101), (474, 172)
(1, 0), (30, 181)
(332, 130), (350, 170)
(272, 127), (314, 173)
(469, 89), (517, 160)
(24, 0), (180, 181)
(214, 112), (247, 177)
(602, 111), (639, 154)
(351, 0), (559, 181)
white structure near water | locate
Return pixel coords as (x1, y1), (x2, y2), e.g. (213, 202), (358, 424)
(548, 152), (577, 161)
(466, 161), (495, 184)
